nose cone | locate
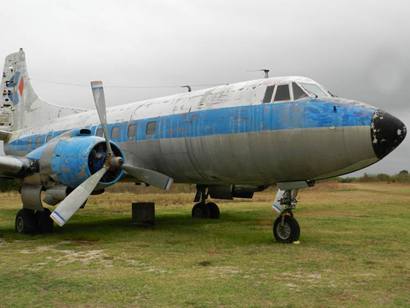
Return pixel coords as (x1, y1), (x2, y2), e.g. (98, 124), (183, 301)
(371, 110), (407, 159)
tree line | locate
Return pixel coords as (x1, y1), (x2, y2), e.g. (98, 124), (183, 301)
(0, 170), (409, 193)
(338, 170), (410, 183)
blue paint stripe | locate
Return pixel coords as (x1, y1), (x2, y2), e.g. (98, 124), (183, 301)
(52, 211), (66, 223)
(7, 99), (375, 154)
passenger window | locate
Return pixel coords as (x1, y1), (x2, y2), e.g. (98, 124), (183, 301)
(146, 121), (157, 136)
(111, 127), (121, 139)
(127, 124), (137, 139)
(46, 134), (53, 143)
(274, 84), (290, 101)
(292, 82), (308, 100)
(263, 85), (275, 103)
(35, 136), (43, 146)
(96, 127), (104, 137)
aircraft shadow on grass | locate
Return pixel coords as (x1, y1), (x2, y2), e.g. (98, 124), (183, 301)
(0, 211), (269, 244)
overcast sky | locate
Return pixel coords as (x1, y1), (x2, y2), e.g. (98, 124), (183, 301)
(1, 0), (409, 175)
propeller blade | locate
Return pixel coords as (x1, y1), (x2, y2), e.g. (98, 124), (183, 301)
(123, 164), (173, 190)
(90, 80), (113, 156)
(50, 166), (108, 226)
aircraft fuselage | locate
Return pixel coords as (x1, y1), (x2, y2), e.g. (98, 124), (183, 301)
(5, 76), (405, 186)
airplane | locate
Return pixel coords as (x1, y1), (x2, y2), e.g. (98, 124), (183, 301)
(0, 48), (406, 243)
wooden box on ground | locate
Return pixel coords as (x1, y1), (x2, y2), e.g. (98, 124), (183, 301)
(132, 202), (155, 226)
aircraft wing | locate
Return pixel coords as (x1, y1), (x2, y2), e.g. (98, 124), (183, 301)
(0, 155), (34, 177)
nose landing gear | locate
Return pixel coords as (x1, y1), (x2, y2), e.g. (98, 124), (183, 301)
(272, 181), (312, 243)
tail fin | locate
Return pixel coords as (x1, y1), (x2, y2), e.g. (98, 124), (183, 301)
(0, 48), (85, 131)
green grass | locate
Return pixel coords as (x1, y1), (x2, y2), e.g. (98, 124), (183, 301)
(0, 182), (409, 307)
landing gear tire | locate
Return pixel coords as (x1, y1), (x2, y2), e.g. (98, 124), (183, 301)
(35, 208), (54, 233)
(192, 203), (210, 218)
(207, 202), (220, 219)
(15, 209), (38, 234)
(192, 202), (220, 219)
(273, 214), (300, 243)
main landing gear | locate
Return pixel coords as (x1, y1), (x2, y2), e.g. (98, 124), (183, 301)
(15, 208), (54, 234)
(272, 187), (301, 243)
(192, 185), (220, 219)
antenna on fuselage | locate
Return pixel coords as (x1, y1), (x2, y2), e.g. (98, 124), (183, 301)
(261, 69), (270, 78)
(247, 69), (270, 78)
(181, 85), (192, 92)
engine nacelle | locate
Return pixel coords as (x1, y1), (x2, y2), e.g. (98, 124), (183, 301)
(26, 130), (124, 189)
(43, 185), (69, 205)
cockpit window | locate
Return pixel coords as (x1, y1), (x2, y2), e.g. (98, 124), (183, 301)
(263, 85), (274, 103)
(292, 82), (308, 100)
(300, 83), (329, 98)
(274, 84), (290, 101)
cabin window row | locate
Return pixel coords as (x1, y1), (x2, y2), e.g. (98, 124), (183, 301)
(22, 121), (157, 148)
(95, 121), (158, 140)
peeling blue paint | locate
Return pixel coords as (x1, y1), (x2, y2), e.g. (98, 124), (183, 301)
(7, 99), (375, 155)
(26, 136), (124, 188)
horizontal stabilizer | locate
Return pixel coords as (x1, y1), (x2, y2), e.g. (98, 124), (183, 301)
(123, 164), (173, 190)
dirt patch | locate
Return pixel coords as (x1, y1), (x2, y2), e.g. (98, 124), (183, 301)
(63, 239), (99, 246)
(123, 259), (168, 273)
(54, 249), (111, 266)
(280, 271), (322, 284)
(19, 243), (113, 268)
(208, 266), (241, 277)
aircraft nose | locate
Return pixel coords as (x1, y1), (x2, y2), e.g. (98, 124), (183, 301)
(371, 110), (407, 159)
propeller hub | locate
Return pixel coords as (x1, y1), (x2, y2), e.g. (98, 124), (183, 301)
(108, 156), (124, 172)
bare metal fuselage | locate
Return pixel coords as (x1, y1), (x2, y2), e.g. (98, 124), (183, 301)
(6, 76), (382, 185)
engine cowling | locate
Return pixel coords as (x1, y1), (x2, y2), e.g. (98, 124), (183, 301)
(26, 130), (124, 189)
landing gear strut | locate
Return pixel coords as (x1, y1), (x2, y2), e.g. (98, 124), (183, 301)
(192, 185), (220, 219)
(15, 208), (54, 234)
(272, 188), (300, 243)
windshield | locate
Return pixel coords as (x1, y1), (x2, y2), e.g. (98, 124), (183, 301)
(300, 83), (329, 98)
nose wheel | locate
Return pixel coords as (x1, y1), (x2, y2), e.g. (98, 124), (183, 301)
(271, 186), (307, 243)
(273, 212), (300, 243)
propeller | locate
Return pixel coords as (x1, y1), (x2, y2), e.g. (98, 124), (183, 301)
(122, 164), (173, 190)
(50, 166), (108, 226)
(50, 80), (173, 227)
(90, 81), (113, 157)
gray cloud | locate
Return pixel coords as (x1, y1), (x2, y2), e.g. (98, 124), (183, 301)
(1, 0), (409, 174)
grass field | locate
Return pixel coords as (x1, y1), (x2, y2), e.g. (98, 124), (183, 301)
(0, 182), (409, 307)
